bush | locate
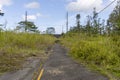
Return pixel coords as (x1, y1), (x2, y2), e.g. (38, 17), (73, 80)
(61, 33), (120, 79)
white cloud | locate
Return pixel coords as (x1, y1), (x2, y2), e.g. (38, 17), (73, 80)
(27, 15), (37, 20)
(25, 2), (40, 9)
(66, 0), (74, 2)
(0, 0), (12, 6)
(22, 13), (42, 20)
(66, 0), (104, 12)
(0, 0), (12, 10)
(0, 5), (2, 10)
(22, 15), (37, 20)
(36, 13), (42, 17)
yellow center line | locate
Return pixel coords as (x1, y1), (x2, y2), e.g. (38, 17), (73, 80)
(37, 68), (44, 80)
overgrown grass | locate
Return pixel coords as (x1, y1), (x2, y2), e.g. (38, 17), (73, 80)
(61, 33), (120, 80)
(0, 31), (56, 74)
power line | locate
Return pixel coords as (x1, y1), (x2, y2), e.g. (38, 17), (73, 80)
(97, 0), (117, 14)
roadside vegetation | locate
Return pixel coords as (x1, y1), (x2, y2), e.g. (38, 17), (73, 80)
(61, 33), (120, 80)
(0, 31), (55, 74)
(61, 1), (120, 80)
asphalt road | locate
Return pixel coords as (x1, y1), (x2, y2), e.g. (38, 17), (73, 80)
(0, 44), (109, 80)
(41, 44), (109, 80)
(0, 57), (42, 80)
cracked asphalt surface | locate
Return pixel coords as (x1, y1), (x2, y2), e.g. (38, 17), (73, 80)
(41, 44), (109, 80)
(0, 44), (109, 80)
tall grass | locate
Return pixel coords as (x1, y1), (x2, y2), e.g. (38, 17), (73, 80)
(61, 33), (120, 80)
(0, 31), (56, 74)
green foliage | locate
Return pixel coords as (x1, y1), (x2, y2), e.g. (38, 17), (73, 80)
(46, 27), (55, 34)
(0, 10), (4, 16)
(0, 31), (56, 74)
(65, 5), (120, 78)
(69, 8), (105, 35)
(108, 0), (120, 34)
(61, 33), (120, 79)
(16, 21), (39, 32)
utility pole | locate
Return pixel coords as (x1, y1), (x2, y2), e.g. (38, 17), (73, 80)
(25, 11), (28, 32)
(4, 20), (7, 29)
(66, 12), (68, 32)
(25, 11), (28, 22)
(62, 25), (64, 33)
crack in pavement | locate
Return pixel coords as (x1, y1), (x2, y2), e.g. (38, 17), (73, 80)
(41, 44), (109, 80)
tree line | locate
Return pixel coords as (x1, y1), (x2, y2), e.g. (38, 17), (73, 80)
(0, 11), (55, 34)
(69, 0), (120, 36)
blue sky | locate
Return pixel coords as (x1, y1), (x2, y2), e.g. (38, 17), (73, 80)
(0, 0), (117, 34)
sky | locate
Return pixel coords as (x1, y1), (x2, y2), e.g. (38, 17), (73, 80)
(0, 0), (117, 34)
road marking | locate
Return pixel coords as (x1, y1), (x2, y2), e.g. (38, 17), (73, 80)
(37, 68), (44, 80)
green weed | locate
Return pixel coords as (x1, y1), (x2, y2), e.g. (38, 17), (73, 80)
(0, 31), (56, 74)
(61, 33), (120, 80)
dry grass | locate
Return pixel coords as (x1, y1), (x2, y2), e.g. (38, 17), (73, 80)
(0, 31), (56, 74)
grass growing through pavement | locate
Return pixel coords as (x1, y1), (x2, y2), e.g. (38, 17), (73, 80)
(0, 31), (56, 74)
(61, 33), (120, 80)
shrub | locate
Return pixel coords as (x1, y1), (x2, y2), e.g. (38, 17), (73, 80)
(61, 33), (120, 79)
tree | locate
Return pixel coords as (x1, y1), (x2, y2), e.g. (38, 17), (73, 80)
(16, 21), (38, 32)
(100, 19), (105, 35)
(85, 15), (93, 35)
(68, 8), (105, 35)
(0, 10), (4, 31)
(0, 10), (4, 16)
(70, 14), (81, 33)
(92, 8), (99, 34)
(46, 27), (55, 34)
(76, 14), (81, 30)
(108, 0), (120, 34)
